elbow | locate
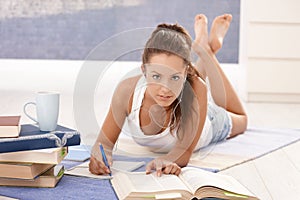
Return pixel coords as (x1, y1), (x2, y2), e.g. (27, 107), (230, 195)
(176, 149), (193, 167)
(230, 114), (248, 138)
(241, 114), (248, 133)
(178, 161), (188, 168)
(178, 155), (190, 167)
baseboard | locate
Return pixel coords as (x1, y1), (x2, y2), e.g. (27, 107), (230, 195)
(247, 92), (300, 103)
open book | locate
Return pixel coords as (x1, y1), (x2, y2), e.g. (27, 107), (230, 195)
(111, 167), (259, 200)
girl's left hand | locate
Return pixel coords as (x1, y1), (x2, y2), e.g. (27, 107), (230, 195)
(145, 158), (181, 177)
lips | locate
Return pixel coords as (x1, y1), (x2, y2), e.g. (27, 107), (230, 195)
(157, 94), (173, 101)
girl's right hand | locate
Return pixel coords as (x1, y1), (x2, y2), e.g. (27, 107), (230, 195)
(145, 158), (181, 177)
(89, 155), (112, 175)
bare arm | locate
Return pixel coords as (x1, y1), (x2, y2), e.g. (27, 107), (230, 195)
(89, 76), (139, 175)
(167, 77), (207, 165)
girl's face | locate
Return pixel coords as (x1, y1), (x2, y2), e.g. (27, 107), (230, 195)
(144, 53), (187, 107)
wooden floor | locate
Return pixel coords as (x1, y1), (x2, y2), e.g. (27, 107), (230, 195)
(1, 91), (300, 200)
(221, 102), (300, 200)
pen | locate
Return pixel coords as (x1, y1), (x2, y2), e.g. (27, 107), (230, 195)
(100, 144), (112, 176)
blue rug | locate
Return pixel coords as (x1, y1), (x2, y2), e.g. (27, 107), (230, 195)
(0, 156), (152, 200)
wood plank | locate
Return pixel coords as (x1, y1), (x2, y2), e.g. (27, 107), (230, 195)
(247, 24), (300, 59)
(220, 161), (272, 200)
(282, 141), (300, 171)
(247, 0), (300, 23)
(252, 149), (300, 199)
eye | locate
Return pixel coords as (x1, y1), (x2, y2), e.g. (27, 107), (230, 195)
(152, 74), (161, 80)
(171, 75), (180, 81)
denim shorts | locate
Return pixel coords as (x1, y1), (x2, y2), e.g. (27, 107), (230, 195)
(207, 101), (232, 144)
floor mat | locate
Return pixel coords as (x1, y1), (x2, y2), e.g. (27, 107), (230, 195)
(115, 127), (300, 171)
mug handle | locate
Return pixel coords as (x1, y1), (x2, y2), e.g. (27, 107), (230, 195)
(23, 102), (38, 123)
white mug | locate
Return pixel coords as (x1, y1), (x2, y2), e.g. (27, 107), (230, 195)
(23, 92), (60, 131)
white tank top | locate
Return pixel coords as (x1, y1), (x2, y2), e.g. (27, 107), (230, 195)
(122, 77), (212, 153)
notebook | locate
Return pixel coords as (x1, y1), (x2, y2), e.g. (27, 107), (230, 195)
(64, 160), (145, 179)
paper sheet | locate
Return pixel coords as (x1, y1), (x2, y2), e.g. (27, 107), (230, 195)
(64, 160), (145, 179)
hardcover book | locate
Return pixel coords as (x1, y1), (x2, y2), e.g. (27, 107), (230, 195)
(0, 162), (54, 179)
(0, 116), (21, 138)
(0, 165), (64, 188)
(111, 167), (259, 200)
(0, 124), (81, 153)
(0, 147), (68, 164)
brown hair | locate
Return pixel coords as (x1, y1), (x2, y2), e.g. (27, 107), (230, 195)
(142, 23), (201, 135)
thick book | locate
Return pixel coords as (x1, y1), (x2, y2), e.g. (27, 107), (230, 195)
(111, 167), (259, 200)
(0, 165), (64, 188)
(0, 124), (81, 153)
(0, 116), (21, 138)
(0, 147), (67, 164)
(0, 162), (54, 179)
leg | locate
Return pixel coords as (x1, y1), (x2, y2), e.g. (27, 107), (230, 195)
(209, 14), (232, 54)
(192, 14), (247, 136)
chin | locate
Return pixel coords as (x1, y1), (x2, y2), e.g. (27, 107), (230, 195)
(155, 98), (175, 108)
(157, 102), (172, 108)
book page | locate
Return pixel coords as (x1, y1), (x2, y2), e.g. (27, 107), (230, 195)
(64, 165), (111, 179)
(180, 167), (254, 196)
(112, 171), (194, 200)
(26, 147), (60, 153)
(0, 195), (19, 200)
(72, 160), (145, 172)
(64, 160), (145, 179)
(125, 172), (189, 192)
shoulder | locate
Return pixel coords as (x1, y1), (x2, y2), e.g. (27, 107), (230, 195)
(111, 75), (142, 113)
(113, 75), (141, 98)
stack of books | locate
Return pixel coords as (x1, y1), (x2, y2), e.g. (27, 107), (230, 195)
(0, 116), (81, 188)
(0, 148), (66, 187)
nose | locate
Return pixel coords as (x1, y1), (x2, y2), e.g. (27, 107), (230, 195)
(158, 78), (173, 90)
(159, 84), (171, 93)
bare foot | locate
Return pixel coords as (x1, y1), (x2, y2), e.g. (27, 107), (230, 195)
(209, 14), (232, 53)
(193, 14), (209, 78)
(194, 14), (209, 47)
